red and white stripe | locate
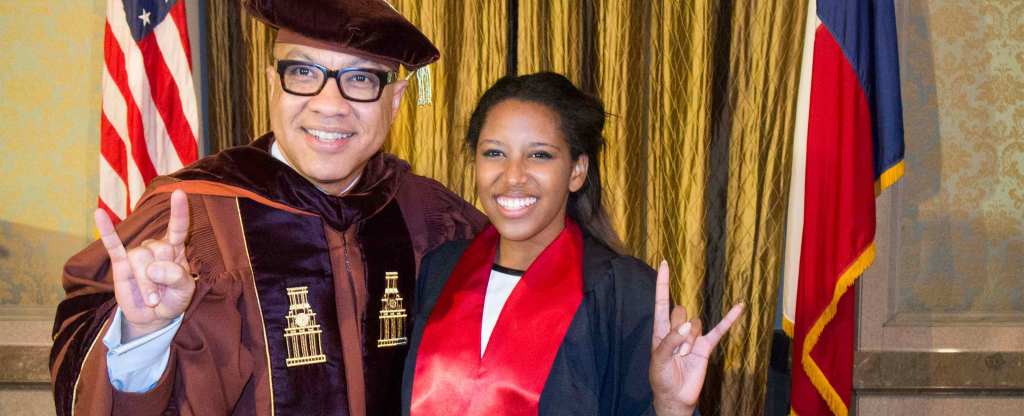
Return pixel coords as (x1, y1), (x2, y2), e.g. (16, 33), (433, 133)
(99, 0), (198, 223)
(782, 0), (819, 338)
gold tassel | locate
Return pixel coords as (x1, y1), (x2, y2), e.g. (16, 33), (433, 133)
(415, 66), (433, 106)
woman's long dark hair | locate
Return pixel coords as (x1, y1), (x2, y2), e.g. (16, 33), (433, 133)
(466, 72), (625, 254)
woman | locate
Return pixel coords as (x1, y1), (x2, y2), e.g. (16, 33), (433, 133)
(401, 73), (743, 415)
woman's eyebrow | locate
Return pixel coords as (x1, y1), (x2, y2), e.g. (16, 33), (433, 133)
(528, 142), (560, 150)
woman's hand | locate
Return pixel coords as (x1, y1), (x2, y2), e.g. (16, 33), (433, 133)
(649, 261), (744, 415)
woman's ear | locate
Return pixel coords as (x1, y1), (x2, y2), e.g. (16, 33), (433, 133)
(569, 154), (589, 192)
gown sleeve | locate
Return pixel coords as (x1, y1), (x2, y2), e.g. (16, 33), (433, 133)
(607, 256), (658, 416)
(50, 191), (177, 415)
(51, 190), (256, 416)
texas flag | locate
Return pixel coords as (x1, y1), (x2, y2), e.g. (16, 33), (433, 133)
(782, 0), (905, 415)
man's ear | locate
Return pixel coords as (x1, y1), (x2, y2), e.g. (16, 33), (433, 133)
(266, 65), (278, 101)
(569, 154), (589, 192)
(389, 79), (409, 119)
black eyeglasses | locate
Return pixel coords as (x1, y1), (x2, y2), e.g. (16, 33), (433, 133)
(275, 60), (398, 102)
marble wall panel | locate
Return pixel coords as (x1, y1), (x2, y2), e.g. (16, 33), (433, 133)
(892, 0), (1024, 325)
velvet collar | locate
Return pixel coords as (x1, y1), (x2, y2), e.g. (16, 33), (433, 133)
(171, 133), (409, 231)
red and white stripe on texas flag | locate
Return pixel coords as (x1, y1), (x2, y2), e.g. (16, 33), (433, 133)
(783, 0), (906, 414)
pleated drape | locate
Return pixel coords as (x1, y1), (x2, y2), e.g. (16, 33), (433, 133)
(516, 0), (583, 86)
(243, 15), (274, 142)
(386, 0), (507, 203)
(205, 1), (274, 151)
(713, 2), (806, 414)
(517, 1), (806, 414)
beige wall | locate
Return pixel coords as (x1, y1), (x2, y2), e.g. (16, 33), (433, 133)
(0, 0), (106, 322)
(0, 0), (204, 323)
(0, 3), (105, 413)
(0, 1), (203, 413)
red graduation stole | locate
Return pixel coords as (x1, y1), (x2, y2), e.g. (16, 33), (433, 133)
(411, 219), (584, 416)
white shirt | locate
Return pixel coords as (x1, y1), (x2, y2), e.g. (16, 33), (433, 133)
(480, 266), (524, 356)
(271, 142), (361, 195)
(103, 309), (183, 392)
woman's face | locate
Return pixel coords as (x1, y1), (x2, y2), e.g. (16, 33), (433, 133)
(475, 99), (588, 247)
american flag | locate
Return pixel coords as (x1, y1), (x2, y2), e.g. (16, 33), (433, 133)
(99, 0), (198, 223)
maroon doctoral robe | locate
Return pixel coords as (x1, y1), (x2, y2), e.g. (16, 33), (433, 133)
(49, 135), (486, 416)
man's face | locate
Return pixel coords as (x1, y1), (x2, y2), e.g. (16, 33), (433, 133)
(266, 43), (408, 194)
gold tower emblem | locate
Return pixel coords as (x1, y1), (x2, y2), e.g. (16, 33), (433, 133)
(377, 272), (408, 348)
(284, 286), (327, 367)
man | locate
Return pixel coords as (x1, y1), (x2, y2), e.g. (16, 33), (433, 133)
(49, 1), (485, 414)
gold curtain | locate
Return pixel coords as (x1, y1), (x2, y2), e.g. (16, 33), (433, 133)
(205, 1), (274, 151)
(716, 2), (805, 415)
(516, 0), (582, 86)
(518, 1), (806, 414)
(386, 0), (508, 203)
(245, 17), (275, 141)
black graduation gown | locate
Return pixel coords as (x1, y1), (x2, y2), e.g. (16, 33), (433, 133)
(401, 237), (657, 416)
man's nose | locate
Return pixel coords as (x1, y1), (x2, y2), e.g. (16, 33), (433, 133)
(307, 80), (354, 117)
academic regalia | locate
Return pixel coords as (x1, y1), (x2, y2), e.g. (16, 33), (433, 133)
(401, 221), (657, 416)
(50, 135), (486, 416)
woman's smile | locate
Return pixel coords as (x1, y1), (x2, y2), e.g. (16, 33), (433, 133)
(494, 195), (539, 217)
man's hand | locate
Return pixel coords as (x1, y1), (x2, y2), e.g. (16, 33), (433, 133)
(649, 261), (744, 415)
(95, 190), (196, 342)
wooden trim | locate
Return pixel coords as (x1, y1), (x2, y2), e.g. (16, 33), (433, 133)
(854, 351), (1024, 392)
(0, 345), (51, 384)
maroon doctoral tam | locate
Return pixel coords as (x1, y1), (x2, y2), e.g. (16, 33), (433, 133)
(244, 0), (440, 70)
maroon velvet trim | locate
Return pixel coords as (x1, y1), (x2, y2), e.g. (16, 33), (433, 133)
(356, 200), (416, 416)
(239, 199), (350, 415)
(51, 295), (116, 416)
